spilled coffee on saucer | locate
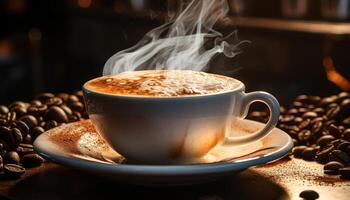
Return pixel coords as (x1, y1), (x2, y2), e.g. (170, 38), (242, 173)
(85, 70), (240, 97)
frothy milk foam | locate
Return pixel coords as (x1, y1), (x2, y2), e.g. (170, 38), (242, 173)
(85, 70), (241, 97)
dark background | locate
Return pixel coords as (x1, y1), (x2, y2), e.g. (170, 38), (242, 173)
(1, 0), (350, 105)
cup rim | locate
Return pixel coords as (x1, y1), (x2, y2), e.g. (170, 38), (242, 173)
(82, 72), (245, 100)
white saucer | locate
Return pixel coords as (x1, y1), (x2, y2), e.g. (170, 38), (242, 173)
(34, 119), (293, 185)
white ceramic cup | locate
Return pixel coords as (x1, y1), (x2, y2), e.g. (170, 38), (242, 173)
(83, 71), (280, 163)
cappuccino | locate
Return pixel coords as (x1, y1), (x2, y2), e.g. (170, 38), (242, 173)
(85, 70), (240, 97)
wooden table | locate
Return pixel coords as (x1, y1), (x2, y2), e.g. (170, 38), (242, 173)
(0, 158), (349, 200)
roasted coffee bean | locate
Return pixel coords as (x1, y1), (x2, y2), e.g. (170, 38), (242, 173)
(35, 93), (55, 101)
(303, 112), (318, 118)
(74, 90), (84, 101)
(19, 115), (38, 129)
(67, 95), (79, 105)
(12, 120), (29, 136)
(316, 145), (334, 164)
(0, 155), (3, 169)
(4, 164), (25, 177)
(299, 119), (311, 129)
(248, 111), (267, 121)
(292, 101), (304, 108)
(44, 120), (58, 130)
(330, 139), (346, 147)
(19, 143), (33, 148)
(16, 146), (34, 156)
(313, 145), (321, 152)
(27, 105), (47, 116)
(316, 135), (335, 147)
(8, 128), (23, 148)
(280, 106), (286, 114)
(31, 126), (45, 139)
(337, 92), (350, 101)
(326, 105), (340, 119)
(312, 108), (325, 115)
(72, 111), (82, 119)
(68, 101), (84, 113)
(339, 167), (350, 179)
(281, 125), (299, 137)
(320, 96), (337, 106)
(69, 112), (82, 122)
(328, 124), (342, 138)
(298, 105), (309, 111)
(298, 130), (312, 143)
(23, 134), (32, 144)
(57, 93), (69, 101)
(0, 142), (4, 154)
(337, 142), (350, 152)
(294, 117), (303, 124)
(302, 147), (317, 161)
(287, 108), (299, 115)
(340, 99), (350, 110)
(343, 128), (350, 142)
(11, 106), (27, 116)
(60, 104), (73, 116)
(9, 101), (27, 109)
(295, 95), (309, 103)
(329, 150), (350, 165)
(292, 145), (307, 158)
(324, 120), (336, 128)
(324, 161), (344, 172)
(68, 115), (79, 122)
(311, 117), (324, 124)
(30, 100), (42, 107)
(0, 105), (9, 115)
(311, 120), (323, 136)
(299, 190), (319, 200)
(44, 97), (63, 106)
(4, 151), (20, 164)
(22, 153), (44, 168)
(6, 111), (16, 122)
(327, 103), (338, 109)
(309, 96), (321, 105)
(46, 106), (68, 123)
(308, 105), (315, 109)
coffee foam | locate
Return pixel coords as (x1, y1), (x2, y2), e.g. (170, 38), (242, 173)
(85, 70), (241, 97)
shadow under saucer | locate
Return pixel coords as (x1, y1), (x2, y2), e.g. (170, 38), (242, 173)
(8, 163), (288, 200)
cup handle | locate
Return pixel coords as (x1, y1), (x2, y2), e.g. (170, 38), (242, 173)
(222, 91), (280, 146)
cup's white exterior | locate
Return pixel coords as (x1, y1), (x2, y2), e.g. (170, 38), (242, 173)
(83, 77), (279, 163)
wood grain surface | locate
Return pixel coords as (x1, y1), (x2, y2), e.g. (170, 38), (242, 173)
(0, 158), (349, 200)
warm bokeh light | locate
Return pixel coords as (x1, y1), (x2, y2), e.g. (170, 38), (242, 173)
(323, 57), (350, 91)
(5, 0), (26, 14)
(28, 28), (42, 42)
(114, 1), (127, 13)
(78, 0), (92, 8)
(0, 40), (13, 59)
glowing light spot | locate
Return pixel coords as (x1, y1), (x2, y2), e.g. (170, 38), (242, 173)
(78, 0), (92, 8)
(323, 57), (350, 91)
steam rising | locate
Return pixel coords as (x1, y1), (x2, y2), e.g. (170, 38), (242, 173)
(103, 0), (246, 75)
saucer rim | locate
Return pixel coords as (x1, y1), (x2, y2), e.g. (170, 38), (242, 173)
(34, 119), (293, 176)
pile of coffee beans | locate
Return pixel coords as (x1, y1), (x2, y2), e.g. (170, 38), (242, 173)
(248, 92), (350, 179)
(0, 91), (88, 179)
